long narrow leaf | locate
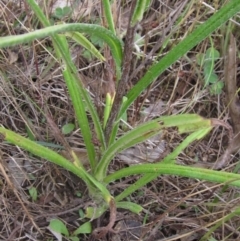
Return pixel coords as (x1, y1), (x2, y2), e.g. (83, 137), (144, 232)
(54, 37), (98, 167)
(102, 0), (116, 34)
(96, 114), (212, 180)
(160, 114), (212, 133)
(115, 128), (212, 202)
(54, 38), (106, 152)
(131, 0), (149, 26)
(116, 201), (142, 214)
(65, 32), (105, 61)
(115, 174), (154, 202)
(26, 0), (106, 161)
(111, 114), (213, 201)
(29, 1), (98, 169)
(162, 128), (211, 163)
(0, 23), (123, 80)
(0, 129), (87, 179)
(54, 38), (106, 151)
(63, 68), (96, 168)
(118, 0), (240, 118)
(0, 127), (112, 204)
(27, 0), (50, 26)
(104, 163), (240, 188)
(95, 120), (163, 181)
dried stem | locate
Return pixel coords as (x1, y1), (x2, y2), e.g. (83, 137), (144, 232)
(105, 0), (138, 143)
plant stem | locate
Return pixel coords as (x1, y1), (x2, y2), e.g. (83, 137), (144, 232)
(105, 0), (138, 143)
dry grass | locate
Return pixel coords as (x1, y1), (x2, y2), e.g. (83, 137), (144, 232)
(0, 0), (240, 240)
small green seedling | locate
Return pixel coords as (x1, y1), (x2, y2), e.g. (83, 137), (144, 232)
(29, 186), (38, 201)
(61, 123), (75, 135)
(53, 7), (72, 20)
(197, 47), (224, 95)
(48, 219), (92, 241)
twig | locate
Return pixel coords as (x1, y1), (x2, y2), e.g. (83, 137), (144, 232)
(105, 0), (138, 143)
(214, 34), (240, 169)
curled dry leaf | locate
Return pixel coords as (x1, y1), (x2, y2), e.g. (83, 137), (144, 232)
(117, 134), (166, 165)
(6, 49), (18, 64)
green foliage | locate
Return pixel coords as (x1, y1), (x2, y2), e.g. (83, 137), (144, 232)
(119, 96), (128, 131)
(53, 6), (72, 20)
(210, 81), (224, 95)
(197, 46), (224, 95)
(1, 0), (240, 237)
(199, 207), (240, 241)
(131, 0), (150, 26)
(61, 123), (75, 135)
(102, 0), (116, 34)
(103, 93), (115, 129)
(73, 222), (92, 235)
(28, 186), (38, 201)
(26, 123), (35, 141)
(48, 219), (91, 241)
(49, 219), (69, 237)
(64, 32), (105, 61)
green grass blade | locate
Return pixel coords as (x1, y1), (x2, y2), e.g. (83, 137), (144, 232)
(63, 68), (96, 168)
(107, 120), (120, 145)
(112, 115), (213, 200)
(28, 0), (96, 167)
(200, 207), (240, 241)
(160, 114), (212, 133)
(102, 0), (116, 34)
(27, 0), (50, 26)
(162, 128), (211, 163)
(95, 120), (163, 181)
(103, 92), (115, 130)
(55, 38), (106, 151)
(55, 38), (106, 152)
(107, 96), (128, 145)
(116, 201), (142, 214)
(118, 0), (240, 118)
(203, 38), (218, 88)
(28, 0), (98, 169)
(0, 127), (88, 185)
(115, 174), (154, 202)
(0, 127), (112, 204)
(104, 163), (240, 189)
(115, 128), (212, 201)
(52, 35), (99, 167)
(0, 23), (123, 80)
(27, 0), (106, 155)
(28, 0), (97, 163)
(96, 114), (212, 180)
(131, 0), (150, 26)
(64, 32), (105, 61)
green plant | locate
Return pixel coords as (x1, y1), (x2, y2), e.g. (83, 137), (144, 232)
(61, 123), (75, 135)
(48, 219), (91, 241)
(196, 42), (224, 95)
(28, 186), (38, 201)
(1, 0), (240, 236)
(53, 6), (72, 20)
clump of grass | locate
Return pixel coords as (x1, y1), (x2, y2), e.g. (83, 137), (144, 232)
(1, 0), (240, 240)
